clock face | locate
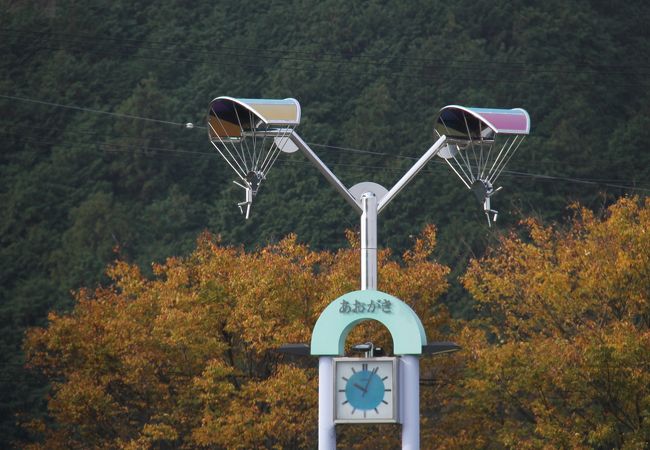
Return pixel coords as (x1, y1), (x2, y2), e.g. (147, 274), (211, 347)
(334, 357), (398, 423)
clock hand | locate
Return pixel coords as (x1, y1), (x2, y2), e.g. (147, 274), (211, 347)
(361, 367), (378, 397)
(353, 383), (367, 393)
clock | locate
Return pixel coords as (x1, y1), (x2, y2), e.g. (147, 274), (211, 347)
(333, 357), (399, 423)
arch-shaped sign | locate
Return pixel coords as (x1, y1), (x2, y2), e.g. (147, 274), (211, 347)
(310, 290), (426, 356)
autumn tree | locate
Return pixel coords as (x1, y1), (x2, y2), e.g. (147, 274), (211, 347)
(432, 197), (650, 449)
(23, 226), (451, 449)
(23, 197), (650, 449)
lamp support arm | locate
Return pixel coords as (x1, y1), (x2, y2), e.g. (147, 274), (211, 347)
(377, 135), (447, 214)
(289, 131), (362, 214)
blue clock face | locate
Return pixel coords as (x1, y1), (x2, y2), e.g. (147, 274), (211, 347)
(344, 364), (385, 410)
(335, 359), (396, 421)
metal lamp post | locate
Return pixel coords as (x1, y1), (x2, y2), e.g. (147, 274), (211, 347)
(207, 97), (530, 449)
(287, 132), (450, 450)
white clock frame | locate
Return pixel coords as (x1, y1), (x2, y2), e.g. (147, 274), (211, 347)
(333, 356), (400, 424)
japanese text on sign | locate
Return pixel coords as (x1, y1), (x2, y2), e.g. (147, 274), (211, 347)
(339, 299), (392, 314)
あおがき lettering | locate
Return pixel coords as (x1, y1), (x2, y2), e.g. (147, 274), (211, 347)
(339, 299), (392, 314)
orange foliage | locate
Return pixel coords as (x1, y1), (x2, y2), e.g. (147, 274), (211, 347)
(24, 228), (451, 449)
(24, 197), (650, 449)
(432, 197), (650, 449)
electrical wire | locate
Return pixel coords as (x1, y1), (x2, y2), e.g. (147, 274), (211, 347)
(2, 93), (650, 193)
(2, 29), (648, 89)
(2, 43), (573, 89)
(11, 43), (648, 89)
(0, 94), (186, 127)
(3, 28), (650, 74)
(2, 116), (642, 188)
(0, 116), (615, 183)
(5, 128), (650, 195)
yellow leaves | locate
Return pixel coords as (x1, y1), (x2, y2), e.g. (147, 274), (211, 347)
(141, 423), (178, 441)
(439, 197), (650, 449)
(463, 196), (650, 341)
(25, 225), (454, 449)
(25, 221), (466, 449)
(25, 198), (649, 449)
(403, 223), (438, 263)
(194, 366), (316, 449)
(106, 260), (148, 297)
(118, 423), (180, 450)
(26, 197), (649, 449)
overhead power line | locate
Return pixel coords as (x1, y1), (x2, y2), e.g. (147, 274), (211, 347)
(2, 93), (649, 193)
(2, 29), (649, 89)
(3, 28), (650, 74)
(9, 129), (650, 194)
(0, 94), (186, 127)
(5, 129), (650, 193)
(1, 117), (641, 188)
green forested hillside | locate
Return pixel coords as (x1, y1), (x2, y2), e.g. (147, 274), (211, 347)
(1, 0), (649, 446)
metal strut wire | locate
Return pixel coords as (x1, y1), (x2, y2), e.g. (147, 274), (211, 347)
(208, 104), (295, 218)
(435, 114), (526, 226)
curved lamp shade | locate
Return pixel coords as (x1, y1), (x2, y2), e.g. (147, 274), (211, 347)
(208, 96), (301, 141)
(206, 97), (302, 219)
(435, 105), (530, 142)
(433, 105), (531, 225)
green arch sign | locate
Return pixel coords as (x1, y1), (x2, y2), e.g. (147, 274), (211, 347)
(310, 290), (426, 356)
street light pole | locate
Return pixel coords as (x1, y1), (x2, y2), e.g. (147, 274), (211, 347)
(360, 192), (378, 291)
(208, 97), (529, 450)
(289, 131), (449, 450)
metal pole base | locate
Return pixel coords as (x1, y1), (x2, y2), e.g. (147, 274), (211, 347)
(319, 356), (335, 450)
(401, 355), (420, 449)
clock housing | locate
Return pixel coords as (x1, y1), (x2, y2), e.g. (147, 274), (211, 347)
(333, 357), (399, 423)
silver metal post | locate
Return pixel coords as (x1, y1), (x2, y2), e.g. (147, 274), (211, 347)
(318, 356), (335, 450)
(360, 192), (378, 291)
(289, 131), (362, 214)
(290, 132), (446, 450)
(378, 135), (447, 213)
(292, 132), (358, 450)
(401, 355), (420, 449)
